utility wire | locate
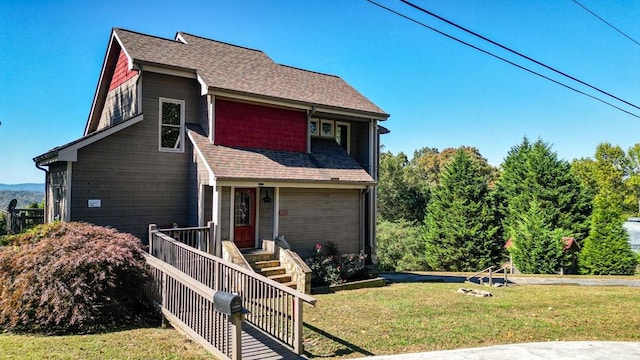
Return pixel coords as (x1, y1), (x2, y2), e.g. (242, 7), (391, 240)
(572, 0), (640, 47)
(400, 0), (640, 112)
(366, 0), (640, 119)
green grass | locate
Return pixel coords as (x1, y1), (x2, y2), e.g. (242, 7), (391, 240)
(1, 282), (639, 359)
(0, 327), (212, 360)
(302, 282), (640, 358)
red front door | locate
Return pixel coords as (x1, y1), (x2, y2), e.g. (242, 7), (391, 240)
(234, 188), (256, 248)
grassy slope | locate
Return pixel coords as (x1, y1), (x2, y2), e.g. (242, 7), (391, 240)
(302, 282), (640, 358)
(1, 282), (638, 359)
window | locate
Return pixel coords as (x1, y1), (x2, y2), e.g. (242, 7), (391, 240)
(309, 119), (319, 136)
(320, 119), (334, 138)
(159, 98), (185, 152)
(335, 121), (351, 154)
(311, 118), (352, 153)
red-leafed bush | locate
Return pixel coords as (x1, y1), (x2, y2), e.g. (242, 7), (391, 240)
(0, 222), (158, 334)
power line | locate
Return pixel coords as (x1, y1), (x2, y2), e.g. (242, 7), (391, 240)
(399, 0), (640, 112)
(365, 0), (640, 118)
(572, 0), (640, 47)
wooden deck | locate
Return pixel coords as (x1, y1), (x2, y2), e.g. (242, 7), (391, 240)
(241, 323), (306, 360)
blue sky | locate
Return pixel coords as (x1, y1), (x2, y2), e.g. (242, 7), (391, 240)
(1, 0), (639, 184)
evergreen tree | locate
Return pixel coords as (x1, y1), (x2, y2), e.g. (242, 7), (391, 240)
(580, 143), (637, 275)
(494, 138), (592, 243)
(509, 199), (566, 274)
(424, 149), (501, 271)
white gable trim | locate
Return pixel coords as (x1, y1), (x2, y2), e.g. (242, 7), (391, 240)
(187, 130), (216, 185)
(112, 31), (133, 70)
(197, 73), (208, 95)
(58, 114), (144, 162)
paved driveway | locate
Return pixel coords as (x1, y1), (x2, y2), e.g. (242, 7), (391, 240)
(379, 272), (640, 287)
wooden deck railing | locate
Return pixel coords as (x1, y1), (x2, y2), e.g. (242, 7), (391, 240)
(144, 254), (242, 360)
(466, 265), (509, 287)
(157, 222), (219, 256)
(2, 208), (44, 234)
(149, 224), (316, 355)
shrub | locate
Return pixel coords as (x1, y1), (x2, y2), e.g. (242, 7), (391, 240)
(377, 219), (429, 271)
(305, 242), (368, 286)
(0, 222), (158, 334)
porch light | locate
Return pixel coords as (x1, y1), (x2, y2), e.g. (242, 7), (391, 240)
(262, 191), (272, 204)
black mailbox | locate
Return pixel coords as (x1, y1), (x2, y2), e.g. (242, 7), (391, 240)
(213, 291), (243, 315)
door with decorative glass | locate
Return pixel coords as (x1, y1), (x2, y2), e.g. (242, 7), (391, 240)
(234, 188), (256, 248)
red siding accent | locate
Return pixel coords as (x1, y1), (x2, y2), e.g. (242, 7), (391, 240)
(215, 99), (307, 152)
(108, 50), (138, 91)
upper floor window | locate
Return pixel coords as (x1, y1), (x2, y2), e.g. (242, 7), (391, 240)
(310, 118), (351, 154)
(159, 98), (185, 152)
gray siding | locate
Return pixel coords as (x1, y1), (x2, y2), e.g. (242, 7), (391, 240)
(278, 188), (361, 255)
(258, 187), (274, 241)
(353, 121), (371, 174)
(204, 185), (213, 226)
(220, 186), (231, 240)
(97, 75), (139, 129)
(69, 72), (205, 240)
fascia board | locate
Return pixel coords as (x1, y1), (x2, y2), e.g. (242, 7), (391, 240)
(187, 131), (216, 185)
(60, 114), (144, 162)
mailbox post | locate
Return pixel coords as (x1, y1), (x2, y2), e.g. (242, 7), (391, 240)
(213, 291), (245, 360)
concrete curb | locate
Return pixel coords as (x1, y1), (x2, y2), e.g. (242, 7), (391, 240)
(353, 341), (640, 360)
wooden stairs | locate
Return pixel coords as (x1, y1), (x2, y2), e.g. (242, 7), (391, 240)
(241, 249), (298, 290)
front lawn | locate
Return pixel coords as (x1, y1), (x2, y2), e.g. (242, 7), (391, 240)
(1, 282), (638, 359)
(303, 282), (640, 358)
(0, 327), (211, 359)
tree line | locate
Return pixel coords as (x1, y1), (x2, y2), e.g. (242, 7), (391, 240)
(377, 138), (638, 275)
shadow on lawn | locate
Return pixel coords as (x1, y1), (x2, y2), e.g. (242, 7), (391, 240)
(303, 322), (375, 358)
(379, 272), (512, 286)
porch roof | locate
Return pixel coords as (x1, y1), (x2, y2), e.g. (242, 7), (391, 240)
(187, 125), (375, 185)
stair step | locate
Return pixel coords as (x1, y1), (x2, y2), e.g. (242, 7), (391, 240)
(282, 281), (297, 290)
(253, 260), (281, 269)
(261, 266), (286, 277)
(243, 252), (274, 264)
(269, 274), (292, 283)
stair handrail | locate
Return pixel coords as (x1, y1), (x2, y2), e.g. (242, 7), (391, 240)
(466, 266), (495, 282)
(466, 265), (510, 287)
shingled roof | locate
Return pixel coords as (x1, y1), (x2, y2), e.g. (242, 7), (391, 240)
(187, 124), (375, 184)
(113, 28), (388, 117)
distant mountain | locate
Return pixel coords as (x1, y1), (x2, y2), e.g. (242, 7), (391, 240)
(0, 183), (45, 192)
(0, 184), (45, 209)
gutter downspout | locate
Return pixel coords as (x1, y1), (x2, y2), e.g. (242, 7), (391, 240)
(35, 163), (49, 223)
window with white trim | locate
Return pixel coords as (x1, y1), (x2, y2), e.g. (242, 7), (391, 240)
(159, 98), (185, 152)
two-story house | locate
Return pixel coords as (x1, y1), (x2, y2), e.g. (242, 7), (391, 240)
(34, 28), (389, 258)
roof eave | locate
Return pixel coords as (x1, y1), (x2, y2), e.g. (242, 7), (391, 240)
(210, 88), (389, 121)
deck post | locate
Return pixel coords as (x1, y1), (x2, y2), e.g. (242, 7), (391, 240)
(148, 224), (157, 254)
(488, 268), (493, 287)
(208, 221), (219, 257)
(231, 313), (244, 360)
(161, 271), (167, 328)
(293, 296), (304, 354)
